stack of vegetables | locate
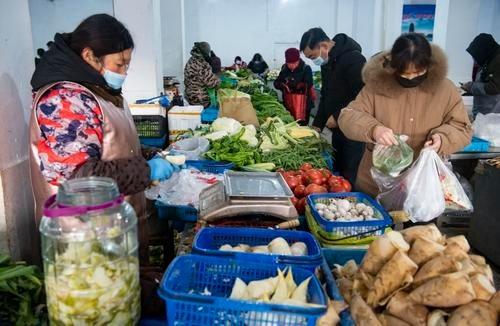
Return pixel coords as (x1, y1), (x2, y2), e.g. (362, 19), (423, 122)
(251, 92), (294, 124)
(200, 117), (332, 171)
(229, 267), (316, 308)
(333, 224), (500, 326)
(280, 164), (351, 214)
(0, 253), (45, 325)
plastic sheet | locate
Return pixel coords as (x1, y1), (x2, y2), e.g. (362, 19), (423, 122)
(372, 135), (414, 177)
(145, 169), (223, 208)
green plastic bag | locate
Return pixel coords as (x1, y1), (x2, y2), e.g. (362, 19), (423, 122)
(372, 135), (414, 176)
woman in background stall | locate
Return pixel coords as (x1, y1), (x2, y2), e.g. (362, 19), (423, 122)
(184, 42), (221, 107)
(248, 53), (269, 78)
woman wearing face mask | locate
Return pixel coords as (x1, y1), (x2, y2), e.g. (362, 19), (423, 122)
(274, 48), (315, 125)
(29, 14), (175, 261)
(230, 56), (247, 71)
(338, 33), (473, 197)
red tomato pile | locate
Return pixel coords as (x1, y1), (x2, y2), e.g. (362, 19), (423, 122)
(279, 163), (352, 215)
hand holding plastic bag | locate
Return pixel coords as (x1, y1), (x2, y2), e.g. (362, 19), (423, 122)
(373, 149), (472, 223)
(372, 135), (414, 177)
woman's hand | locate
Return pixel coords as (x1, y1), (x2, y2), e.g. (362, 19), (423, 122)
(373, 125), (398, 146)
(424, 134), (442, 152)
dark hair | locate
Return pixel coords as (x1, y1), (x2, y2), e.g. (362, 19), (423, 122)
(300, 27), (330, 51)
(252, 53), (263, 61)
(389, 33), (432, 74)
(68, 14), (134, 57)
(235, 56), (242, 62)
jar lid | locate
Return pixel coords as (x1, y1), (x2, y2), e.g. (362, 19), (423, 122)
(43, 194), (125, 218)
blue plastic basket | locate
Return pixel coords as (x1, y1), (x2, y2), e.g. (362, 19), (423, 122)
(322, 152), (334, 172)
(140, 135), (166, 148)
(185, 160), (234, 174)
(321, 248), (368, 326)
(306, 192), (392, 238)
(192, 227), (322, 271)
(156, 160), (233, 222)
(158, 254), (327, 326)
(460, 136), (490, 152)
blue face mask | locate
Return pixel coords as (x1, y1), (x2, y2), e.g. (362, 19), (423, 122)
(103, 69), (126, 90)
(312, 47), (328, 66)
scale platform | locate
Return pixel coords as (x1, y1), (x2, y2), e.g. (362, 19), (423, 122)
(199, 171), (298, 222)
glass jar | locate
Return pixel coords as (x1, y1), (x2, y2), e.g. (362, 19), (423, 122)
(40, 177), (140, 325)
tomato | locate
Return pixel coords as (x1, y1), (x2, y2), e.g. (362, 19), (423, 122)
(290, 196), (298, 206)
(328, 177), (352, 193)
(305, 184), (328, 196)
(284, 175), (300, 190)
(295, 197), (306, 215)
(294, 184), (306, 198)
(327, 176), (341, 188)
(341, 179), (352, 192)
(305, 170), (324, 185)
(319, 168), (332, 179)
(300, 163), (313, 171)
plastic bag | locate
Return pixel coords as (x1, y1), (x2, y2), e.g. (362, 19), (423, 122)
(473, 113), (500, 146)
(145, 168), (223, 208)
(374, 149), (472, 223)
(372, 135), (414, 177)
(167, 137), (210, 160)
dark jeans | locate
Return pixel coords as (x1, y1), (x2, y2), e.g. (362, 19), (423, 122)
(331, 128), (364, 185)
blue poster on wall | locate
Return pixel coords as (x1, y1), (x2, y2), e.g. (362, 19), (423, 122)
(402, 4), (436, 41)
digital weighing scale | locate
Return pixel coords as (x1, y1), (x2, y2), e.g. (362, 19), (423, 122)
(199, 171), (299, 222)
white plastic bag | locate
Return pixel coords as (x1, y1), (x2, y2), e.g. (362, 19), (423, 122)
(167, 137), (210, 160)
(145, 169), (223, 208)
(473, 113), (500, 146)
(373, 149), (472, 223)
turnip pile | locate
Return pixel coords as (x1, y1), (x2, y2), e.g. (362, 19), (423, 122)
(334, 225), (499, 326)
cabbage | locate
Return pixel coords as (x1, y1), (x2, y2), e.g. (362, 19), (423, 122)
(211, 117), (242, 135)
(45, 241), (140, 325)
(240, 125), (258, 147)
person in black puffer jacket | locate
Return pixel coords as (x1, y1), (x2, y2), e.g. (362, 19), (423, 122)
(274, 48), (315, 126)
(300, 27), (366, 184)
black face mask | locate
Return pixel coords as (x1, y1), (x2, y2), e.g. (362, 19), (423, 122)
(397, 72), (428, 88)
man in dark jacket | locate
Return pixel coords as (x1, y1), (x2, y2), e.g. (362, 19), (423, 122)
(210, 50), (222, 74)
(462, 33), (500, 117)
(300, 27), (366, 184)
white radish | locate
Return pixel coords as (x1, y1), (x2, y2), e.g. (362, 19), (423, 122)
(268, 237), (292, 255)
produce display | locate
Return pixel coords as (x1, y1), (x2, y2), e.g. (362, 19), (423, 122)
(251, 93), (295, 124)
(204, 127), (261, 168)
(229, 267), (316, 307)
(0, 253), (44, 325)
(218, 237), (308, 256)
(198, 116), (332, 171)
(280, 165), (351, 214)
(333, 225), (499, 326)
(44, 242), (140, 325)
(315, 200), (377, 222)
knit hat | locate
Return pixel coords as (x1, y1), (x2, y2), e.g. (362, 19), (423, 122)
(285, 48), (300, 63)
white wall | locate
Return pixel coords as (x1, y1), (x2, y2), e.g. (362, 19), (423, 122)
(0, 0), (37, 262)
(183, 0), (337, 70)
(161, 0), (185, 79)
(29, 0), (114, 52)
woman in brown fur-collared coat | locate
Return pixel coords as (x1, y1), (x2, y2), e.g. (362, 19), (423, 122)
(339, 33), (473, 197)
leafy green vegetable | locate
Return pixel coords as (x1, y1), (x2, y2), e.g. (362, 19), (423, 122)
(241, 163), (276, 172)
(251, 93), (294, 124)
(0, 253), (45, 326)
(204, 128), (261, 168)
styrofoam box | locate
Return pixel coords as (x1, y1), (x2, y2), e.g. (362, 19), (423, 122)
(129, 103), (167, 117)
(168, 105), (204, 140)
